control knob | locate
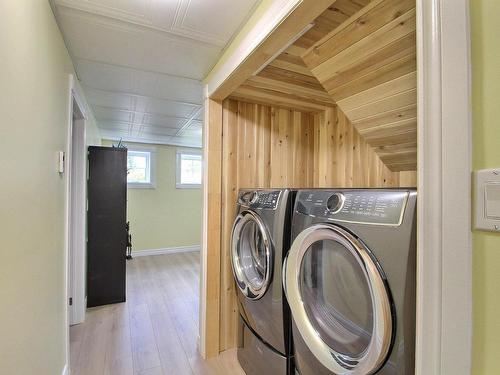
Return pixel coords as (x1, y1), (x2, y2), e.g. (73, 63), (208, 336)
(327, 193), (345, 213)
(249, 191), (259, 204)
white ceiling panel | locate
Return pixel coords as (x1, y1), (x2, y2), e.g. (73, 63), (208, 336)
(53, 0), (261, 147)
(78, 59), (203, 103)
(92, 106), (134, 123)
(135, 96), (199, 118)
(85, 88), (136, 111)
(138, 126), (180, 137)
(142, 113), (187, 128)
(174, 0), (259, 44)
(140, 30), (220, 79)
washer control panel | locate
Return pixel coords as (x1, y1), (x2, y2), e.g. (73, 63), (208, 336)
(296, 190), (409, 225)
(238, 190), (281, 209)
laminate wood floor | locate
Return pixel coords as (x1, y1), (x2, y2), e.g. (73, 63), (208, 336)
(70, 252), (245, 375)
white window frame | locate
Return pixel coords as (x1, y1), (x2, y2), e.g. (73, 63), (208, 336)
(176, 148), (202, 189)
(127, 146), (156, 189)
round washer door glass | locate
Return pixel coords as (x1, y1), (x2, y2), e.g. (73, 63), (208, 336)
(231, 211), (272, 299)
(284, 224), (393, 375)
(300, 239), (373, 358)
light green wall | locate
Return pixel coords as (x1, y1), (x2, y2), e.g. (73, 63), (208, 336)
(471, 1), (500, 374)
(0, 2), (98, 374)
(103, 141), (202, 251)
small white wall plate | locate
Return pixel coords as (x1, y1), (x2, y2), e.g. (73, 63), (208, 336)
(474, 168), (500, 232)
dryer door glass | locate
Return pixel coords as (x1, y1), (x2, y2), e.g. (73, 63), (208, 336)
(300, 239), (373, 358)
(231, 211), (272, 299)
(284, 224), (393, 374)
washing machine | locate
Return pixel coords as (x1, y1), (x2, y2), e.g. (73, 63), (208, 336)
(231, 189), (296, 375)
(283, 189), (417, 375)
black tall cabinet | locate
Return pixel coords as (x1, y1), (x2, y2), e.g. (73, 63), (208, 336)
(87, 146), (127, 307)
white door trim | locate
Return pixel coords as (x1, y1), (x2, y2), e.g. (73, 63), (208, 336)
(64, 74), (89, 371)
(68, 115), (87, 326)
(416, 0), (472, 374)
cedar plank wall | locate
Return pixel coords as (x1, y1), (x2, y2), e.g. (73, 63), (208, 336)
(218, 98), (417, 351)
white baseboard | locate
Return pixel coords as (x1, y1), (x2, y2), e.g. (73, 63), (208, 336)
(132, 245), (200, 257)
(62, 364), (68, 375)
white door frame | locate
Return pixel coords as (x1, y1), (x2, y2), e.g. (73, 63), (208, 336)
(201, 0), (473, 373)
(65, 74), (88, 329)
(416, 0), (472, 373)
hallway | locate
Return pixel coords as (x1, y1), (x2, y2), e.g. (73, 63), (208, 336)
(70, 253), (244, 375)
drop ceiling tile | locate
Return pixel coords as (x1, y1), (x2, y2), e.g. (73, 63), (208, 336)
(76, 59), (135, 93)
(142, 113), (187, 129)
(58, 9), (147, 68)
(189, 120), (203, 129)
(142, 30), (221, 79)
(174, 0), (260, 44)
(56, 0), (152, 24)
(86, 89), (135, 111)
(137, 96), (198, 118)
(154, 75), (203, 104)
(98, 121), (134, 133)
(138, 125), (179, 137)
(195, 110), (204, 121)
(92, 106), (134, 123)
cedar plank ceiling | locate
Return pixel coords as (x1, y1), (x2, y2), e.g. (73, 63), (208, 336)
(229, 0), (417, 172)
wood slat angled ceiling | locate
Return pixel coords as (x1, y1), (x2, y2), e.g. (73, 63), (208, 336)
(230, 0), (417, 172)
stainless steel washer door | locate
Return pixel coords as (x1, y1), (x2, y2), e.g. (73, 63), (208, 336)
(231, 210), (273, 300)
(283, 224), (393, 374)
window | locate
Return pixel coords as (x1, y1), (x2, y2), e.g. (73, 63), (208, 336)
(127, 148), (156, 188)
(176, 149), (202, 188)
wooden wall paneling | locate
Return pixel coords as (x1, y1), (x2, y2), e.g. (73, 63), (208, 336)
(219, 99), (239, 352)
(313, 106), (407, 188)
(257, 104), (272, 187)
(230, 85), (329, 113)
(304, 8), (417, 82)
(269, 106), (282, 187)
(203, 98), (223, 358)
(302, 0), (415, 69)
(300, 0), (417, 171)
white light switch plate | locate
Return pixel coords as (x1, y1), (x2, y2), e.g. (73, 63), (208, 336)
(474, 168), (500, 231)
(59, 151), (65, 174)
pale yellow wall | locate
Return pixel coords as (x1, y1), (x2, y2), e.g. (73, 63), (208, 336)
(0, 1), (97, 374)
(103, 140), (202, 251)
(471, 1), (500, 374)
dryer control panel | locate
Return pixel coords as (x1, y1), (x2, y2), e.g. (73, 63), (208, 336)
(238, 190), (281, 210)
(296, 190), (409, 226)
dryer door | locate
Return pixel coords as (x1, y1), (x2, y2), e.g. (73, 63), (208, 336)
(283, 224), (393, 375)
(231, 210), (273, 300)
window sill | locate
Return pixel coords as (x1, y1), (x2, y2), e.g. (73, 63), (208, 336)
(128, 182), (156, 189)
(176, 183), (201, 189)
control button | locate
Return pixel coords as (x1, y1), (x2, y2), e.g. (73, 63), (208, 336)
(327, 193), (345, 214)
(250, 191), (259, 204)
